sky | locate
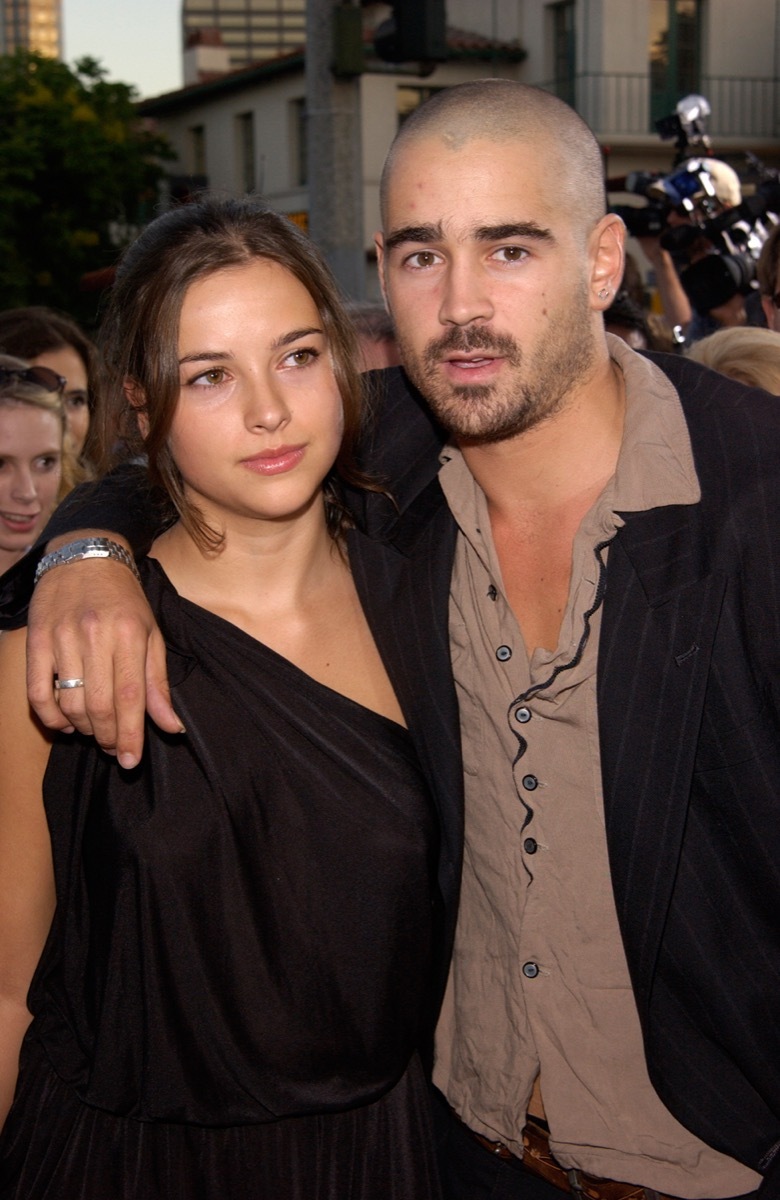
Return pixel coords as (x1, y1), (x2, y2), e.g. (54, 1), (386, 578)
(62, 0), (183, 99)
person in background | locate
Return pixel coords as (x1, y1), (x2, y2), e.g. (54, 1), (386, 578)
(0, 308), (95, 462)
(757, 221), (780, 333)
(0, 198), (443, 1200)
(637, 157), (748, 340)
(603, 291), (653, 350)
(686, 325), (780, 392)
(0, 354), (79, 576)
(346, 300), (402, 371)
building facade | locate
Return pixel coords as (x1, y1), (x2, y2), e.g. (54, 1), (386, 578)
(181, 0), (306, 72)
(140, 0), (779, 296)
(0, 0), (60, 57)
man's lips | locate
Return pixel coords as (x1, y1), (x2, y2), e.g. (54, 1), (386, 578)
(438, 353), (504, 380)
(446, 354), (499, 366)
(241, 445), (306, 476)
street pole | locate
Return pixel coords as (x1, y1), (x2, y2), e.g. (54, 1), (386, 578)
(305, 0), (366, 299)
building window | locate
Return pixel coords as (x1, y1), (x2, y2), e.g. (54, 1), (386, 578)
(290, 97), (306, 187)
(551, 1), (575, 108)
(649, 0), (702, 127)
(189, 125), (206, 176)
(236, 110), (255, 194)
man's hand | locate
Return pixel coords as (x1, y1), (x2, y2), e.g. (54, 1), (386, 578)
(25, 541), (183, 769)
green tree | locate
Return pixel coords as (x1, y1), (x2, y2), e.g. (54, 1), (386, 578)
(0, 51), (172, 325)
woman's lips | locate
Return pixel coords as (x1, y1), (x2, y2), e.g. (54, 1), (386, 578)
(241, 445), (306, 476)
(0, 511), (41, 533)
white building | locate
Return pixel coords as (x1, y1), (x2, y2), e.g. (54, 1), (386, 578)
(138, 1), (780, 295)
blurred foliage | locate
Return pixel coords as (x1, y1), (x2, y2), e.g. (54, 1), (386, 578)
(0, 51), (173, 326)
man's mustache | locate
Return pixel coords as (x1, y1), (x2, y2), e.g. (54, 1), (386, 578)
(423, 327), (522, 366)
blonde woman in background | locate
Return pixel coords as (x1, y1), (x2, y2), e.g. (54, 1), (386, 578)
(686, 326), (780, 393)
(0, 354), (82, 576)
(0, 308), (95, 464)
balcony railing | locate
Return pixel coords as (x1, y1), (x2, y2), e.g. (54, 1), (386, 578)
(538, 73), (779, 140)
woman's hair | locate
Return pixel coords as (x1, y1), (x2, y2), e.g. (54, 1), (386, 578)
(686, 326), (780, 393)
(0, 353), (83, 500)
(0, 307), (95, 406)
(96, 196), (375, 549)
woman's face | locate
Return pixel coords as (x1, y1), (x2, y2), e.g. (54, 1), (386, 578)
(0, 403), (62, 569)
(166, 259), (344, 539)
(32, 345), (90, 457)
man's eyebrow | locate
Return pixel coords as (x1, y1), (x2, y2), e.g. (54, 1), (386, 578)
(474, 222), (556, 245)
(383, 224), (444, 251)
(383, 221), (556, 252)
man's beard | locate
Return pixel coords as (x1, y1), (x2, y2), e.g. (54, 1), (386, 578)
(396, 295), (597, 446)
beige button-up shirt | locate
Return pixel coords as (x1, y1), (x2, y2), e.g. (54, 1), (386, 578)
(433, 338), (761, 1198)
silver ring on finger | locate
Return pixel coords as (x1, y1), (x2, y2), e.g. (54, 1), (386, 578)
(54, 677), (85, 691)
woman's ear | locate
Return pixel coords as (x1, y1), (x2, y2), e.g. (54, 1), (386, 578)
(124, 378), (149, 440)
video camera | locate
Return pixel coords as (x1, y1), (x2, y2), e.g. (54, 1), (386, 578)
(609, 95), (780, 313)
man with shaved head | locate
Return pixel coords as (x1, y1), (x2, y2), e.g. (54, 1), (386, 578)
(5, 81), (780, 1199)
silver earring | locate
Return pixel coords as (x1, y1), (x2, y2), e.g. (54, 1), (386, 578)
(597, 287), (611, 300)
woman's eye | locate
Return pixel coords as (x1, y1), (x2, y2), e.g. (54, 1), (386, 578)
(286, 348), (318, 367)
(65, 392), (89, 410)
(192, 368), (227, 386)
(36, 455), (60, 472)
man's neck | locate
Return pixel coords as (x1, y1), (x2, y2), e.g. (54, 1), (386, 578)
(459, 354), (626, 656)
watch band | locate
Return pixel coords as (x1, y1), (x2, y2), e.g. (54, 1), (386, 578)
(34, 537), (142, 587)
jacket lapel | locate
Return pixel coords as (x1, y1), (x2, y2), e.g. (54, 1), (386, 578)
(598, 502), (726, 1010)
(346, 482), (464, 997)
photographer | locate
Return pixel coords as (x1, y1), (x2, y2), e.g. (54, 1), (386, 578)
(636, 157), (746, 341)
(758, 222), (780, 333)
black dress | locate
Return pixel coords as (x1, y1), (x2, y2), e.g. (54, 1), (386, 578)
(0, 560), (440, 1198)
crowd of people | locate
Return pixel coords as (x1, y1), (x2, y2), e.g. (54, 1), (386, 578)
(0, 78), (780, 1200)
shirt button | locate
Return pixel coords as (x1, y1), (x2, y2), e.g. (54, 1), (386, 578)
(487, 584), (498, 601)
(522, 961), (539, 979)
(523, 837), (538, 854)
(522, 774), (538, 791)
(496, 645), (512, 662)
(515, 707), (531, 724)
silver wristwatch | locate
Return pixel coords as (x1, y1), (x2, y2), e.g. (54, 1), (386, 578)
(34, 538), (143, 586)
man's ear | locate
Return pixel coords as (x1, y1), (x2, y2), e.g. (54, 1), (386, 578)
(124, 379), (149, 440)
(374, 232), (390, 311)
(590, 213), (626, 310)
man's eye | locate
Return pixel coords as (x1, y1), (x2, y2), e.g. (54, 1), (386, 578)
(494, 246), (527, 262)
(407, 251), (438, 268)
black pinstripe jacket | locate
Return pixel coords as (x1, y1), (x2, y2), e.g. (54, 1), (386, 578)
(5, 352), (780, 1189)
(345, 355), (780, 1191)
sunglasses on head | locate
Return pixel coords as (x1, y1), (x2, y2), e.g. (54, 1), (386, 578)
(0, 365), (67, 395)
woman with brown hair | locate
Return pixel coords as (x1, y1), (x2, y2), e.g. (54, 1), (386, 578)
(0, 199), (441, 1198)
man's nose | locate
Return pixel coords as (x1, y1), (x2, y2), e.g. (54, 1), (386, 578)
(438, 259), (494, 327)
